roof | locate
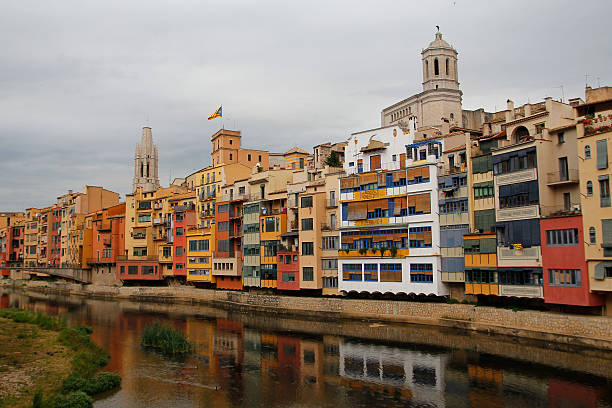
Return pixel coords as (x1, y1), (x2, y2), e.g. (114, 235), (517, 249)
(548, 123), (576, 133)
(444, 144), (466, 154)
(425, 32), (454, 50)
(360, 137), (386, 153)
(285, 147), (310, 155)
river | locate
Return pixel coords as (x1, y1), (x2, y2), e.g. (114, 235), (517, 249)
(1, 288), (611, 408)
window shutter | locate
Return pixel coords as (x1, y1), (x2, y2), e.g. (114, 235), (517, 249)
(597, 139), (608, 170)
(594, 262), (606, 280)
(602, 219), (612, 244)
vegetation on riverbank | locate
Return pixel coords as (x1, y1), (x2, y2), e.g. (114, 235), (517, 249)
(141, 322), (194, 356)
(0, 308), (121, 408)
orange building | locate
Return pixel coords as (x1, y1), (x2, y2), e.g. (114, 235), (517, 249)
(87, 203), (126, 284)
(210, 129), (270, 169)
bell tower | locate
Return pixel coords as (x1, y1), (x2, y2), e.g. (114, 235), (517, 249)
(132, 127), (160, 193)
(422, 31), (459, 92)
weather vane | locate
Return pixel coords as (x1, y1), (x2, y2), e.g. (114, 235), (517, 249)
(436, 25), (440, 32)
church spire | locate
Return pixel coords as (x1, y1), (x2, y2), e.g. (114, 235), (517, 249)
(132, 127), (160, 193)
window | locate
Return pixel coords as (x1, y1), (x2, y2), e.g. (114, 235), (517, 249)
(322, 236), (338, 250)
(557, 132), (565, 144)
(590, 227), (597, 244)
(600, 177), (610, 207)
(597, 140), (609, 169)
(409, 226), (432, 248)
(364, 263), (378, 281)
(142, 265), (154, 275)
(410, 263), (433, 282)
(248, 154), (251, 161)
(342, 263), (362, 281)
(535, 123), (545, 134)
(302, 218), (313, 231)
(585, 145), (591, 159)
(218, 221), (229, 231)
(176, 246), (183, 256)
(303, 267), (313, 281)
(549, 269), (581, 287)
(120, 266), (125, 275)
(302, 242), (314, 255)
(322, 259), (338, 270)
(587, 181), (593, 196)
(380, 263), (402, 282)
(301, 196), (313, 208)
(474, 182), (494, 199)
(133, 247), (147, 256)
(138, 214), (150, 223)
(282, 272), (295, 282)
(434, 58), (439, 75)
(440, 199), (468, 214)
(546, 228), (578, 246)
(218, 204), (229, 213)
(229, 153), (233, 160)
(498, 269), (543, 286)
(259, 155), (262, 161)
(265, 217), (275, 232)
(176, 227), (183, 236)
(128, 265), (138, 275)
(188, 239), (209, 251)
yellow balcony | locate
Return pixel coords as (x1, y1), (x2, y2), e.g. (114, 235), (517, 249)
(338, 248), (409, 258)
(465, 283), (499, 296)
(261, 279), (277, 289)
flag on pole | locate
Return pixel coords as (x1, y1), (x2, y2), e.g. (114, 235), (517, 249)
(208, 106), (222, 120)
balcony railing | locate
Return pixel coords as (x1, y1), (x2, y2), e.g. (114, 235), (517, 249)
(153, 233), (168, 241)
(153, 218), (165, 226)
(540, 202), (581, 217)
(103, 237), (111, 246)
(117, 255), (158, 261)
(546, 169), (578, 186)
(260, 208), (287, 216)
(326, 199), (338, 208)
(133, 233), (147, 239)
(321, 223), (336, 231)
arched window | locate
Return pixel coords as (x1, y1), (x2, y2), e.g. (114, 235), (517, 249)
(425, 60), (429, 78)
(587, 181), (593, 196)
(434, 58), (439, 75)
(450, 113), (454, 121)
(589, 227), (596, 244)
(446, 58), (449, 75)
(585, 145), (591, 159)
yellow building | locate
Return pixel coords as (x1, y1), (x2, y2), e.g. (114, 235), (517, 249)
(23, 208), (41, 267)
(283, 147), (312, 170)
(575, 86), (612, 313)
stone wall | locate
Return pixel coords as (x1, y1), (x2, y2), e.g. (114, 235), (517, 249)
(10, 280), (612, 350)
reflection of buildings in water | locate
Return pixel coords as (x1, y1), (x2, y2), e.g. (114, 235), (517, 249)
(466, 364), (504, 408)
(0, 293), (8, 309)
(548, 378), (604, 408)
(338, 341), (447, 407)
(212, 319), (244, 400)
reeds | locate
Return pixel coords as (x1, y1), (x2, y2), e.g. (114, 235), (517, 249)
(141, 322), (194, 356)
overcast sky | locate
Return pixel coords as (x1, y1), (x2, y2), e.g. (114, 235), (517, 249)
(1, 0), (610, 211)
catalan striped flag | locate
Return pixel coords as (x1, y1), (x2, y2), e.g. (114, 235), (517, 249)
(208, 106), (222, 120)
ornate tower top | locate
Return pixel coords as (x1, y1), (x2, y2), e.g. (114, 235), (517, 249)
(132, 127), (160, 193)
(421, 31), (459, 92)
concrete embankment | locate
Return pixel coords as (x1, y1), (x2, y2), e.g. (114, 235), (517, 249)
(4, 280), (612, 351)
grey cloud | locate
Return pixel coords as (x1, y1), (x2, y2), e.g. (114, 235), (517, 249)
(1, 0), (610, 210)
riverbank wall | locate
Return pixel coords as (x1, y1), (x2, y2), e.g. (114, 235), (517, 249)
(4, 279), (612, 351)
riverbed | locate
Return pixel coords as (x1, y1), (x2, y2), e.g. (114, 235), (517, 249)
(2, 288), (611, 408)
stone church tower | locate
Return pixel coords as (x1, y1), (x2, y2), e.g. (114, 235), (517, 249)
(132, 127), (160, 193)
(381, 31), (465, 131)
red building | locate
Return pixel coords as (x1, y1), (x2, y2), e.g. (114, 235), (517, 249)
(116, 258), (161, 281)
(172, 204), (195, 278)
(277, 249), (300, 290)
(89, 203), (125, 271)
(7, 224), (24, 266)
(48, 207), (62, 267)
(213, 200), (244, 290)
(541, 214), (604, 307)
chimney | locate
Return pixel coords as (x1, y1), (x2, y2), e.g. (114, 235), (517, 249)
(524, 104), (531, 117)
(505, 99), (514, 122)
(544, 97), (553, 112)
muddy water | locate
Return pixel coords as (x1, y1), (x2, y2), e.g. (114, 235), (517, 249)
(2, 289), (611, 408)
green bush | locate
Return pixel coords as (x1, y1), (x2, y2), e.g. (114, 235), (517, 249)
(445, 298), (459, 304)
(62, 372), (121, 395)
(141, 322), (194, 356)
(46, 391), (93, 408)
(0, 308), (65, 331)
(32, 389), (43, 408)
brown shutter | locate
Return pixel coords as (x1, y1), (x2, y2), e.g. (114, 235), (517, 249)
(378, 173), (386, 187)
(392, 170), (403, 182)
(421, 166), (430, 179)
(359, 173), (377, 185)
(399, 153), (406, 169)
(370, 155), (381, 170)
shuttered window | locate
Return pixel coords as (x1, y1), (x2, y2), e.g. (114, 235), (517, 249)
(602, 219), (612, 245)
(597, 139), (608, 170)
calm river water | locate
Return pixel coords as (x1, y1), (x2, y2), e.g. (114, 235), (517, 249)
(2, 288), (612, 408)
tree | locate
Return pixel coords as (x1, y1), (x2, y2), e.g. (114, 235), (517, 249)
(325, 150), (341, 167)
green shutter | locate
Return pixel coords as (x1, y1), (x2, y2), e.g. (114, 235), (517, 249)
(480, 238), (497, 254)
(597, 139), (608, 170)
(594, 262), (606, 280)
(602, 219), (612, 244)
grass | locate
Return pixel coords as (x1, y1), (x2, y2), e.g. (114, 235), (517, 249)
(141, 322), (194, 356)
(0, 308), (121, 408)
